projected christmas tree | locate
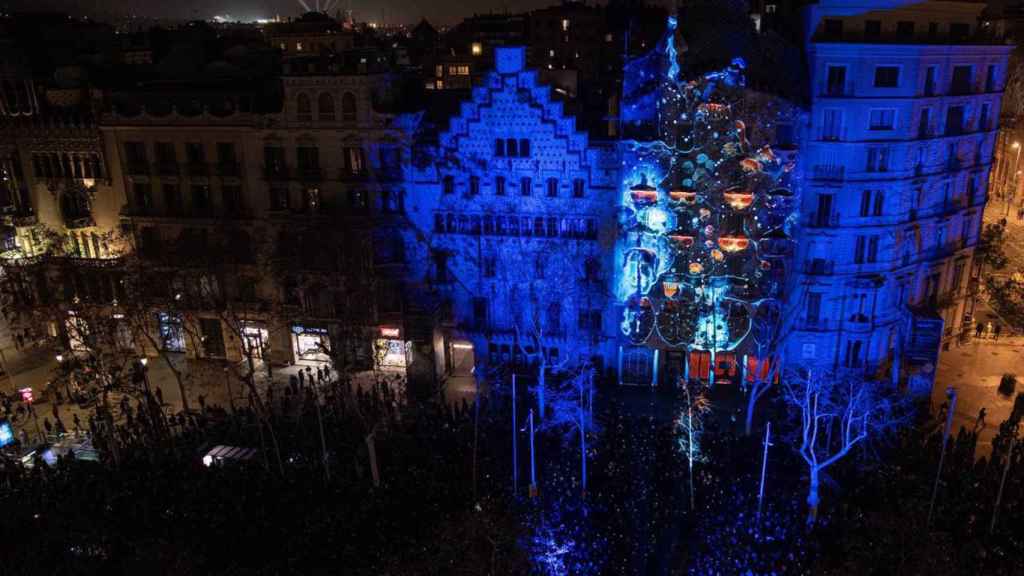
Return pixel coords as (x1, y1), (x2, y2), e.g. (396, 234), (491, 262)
(615, 16), (796, 381)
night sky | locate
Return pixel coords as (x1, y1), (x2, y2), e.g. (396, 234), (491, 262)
(5, 0), (595, 25)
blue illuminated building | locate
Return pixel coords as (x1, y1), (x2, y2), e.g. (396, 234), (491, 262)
(403, 0), (1012, 391)
(788, 0), (1011, 384)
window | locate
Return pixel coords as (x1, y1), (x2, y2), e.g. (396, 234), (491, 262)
(519, 139), (531, 157)
(897, 21), (914, 37)
(860, 190), (872, 217)
(155, 142), (176, 166)
(164, 183), (181, 214)
(945, 105), (965, 136)
(200, 318), (226, 358)
(344, 147), (366, 174)
(191, 184), (210, 213)
(495, 139), (505, 157)
(874, 66), (899, 88)
(864, 20), (881, 39)
(868, 235), (879, 263)
(866, 147), (889, 172)
(986, 65), (997, 92)
(469, 176), (480, 196)
(572, 178), (584, 198)
(506, 138), (518, 157)
(814, 193), (834, 226)
(448, 65), (469, 76)
(306, 187), (321, 212)
(138, 227), (161, 259)
(824, 19), (843, 39)
(296, 42), (304, 52)
(869, 109), (896, 130)
(928, 22), (939, 40)
(949, 22), (969, 42)
(979, 103), (990, 131)
(495, 176), (506, 196)
(270, 187), (289, 210)
(471, 42), (483, 56)
(217, 142), (237, 166)
(826, 65), (847, 96)
(443, 175), (454, 195)
(765, 4), (777, 13)
(951, 261), (965, 293)
(546, 178), (558, 197)
(822, 109), (842, 140)
(186, 142), (204, 165)
(318, 92), (335, 121)
(296, 93), (312, 121)
(844, 340), (863, 368)
(483, 255), (496, 278)
(349, 189), (368, 211)
(951, 65), (972, 94)
(341, 92), (357, 122)
(806, 292), (822, 324)
(263, 146), (285, 176)
(561, 18), (570, 31)
(854, 235), (866, 264)
(918, 108), (931, 138)
(873, 190), (884, 216)
(546, 302), (561, 334)
(222, 184), (242, 215)
(521, 177), (532, 196)
(472, 298), (488, 329)
(297, 146), (320, 172)
(133, 182), (151, 209)
(924, 66), (936, 96)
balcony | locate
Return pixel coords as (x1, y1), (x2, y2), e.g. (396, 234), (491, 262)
(298, 166), (323, 182)
(338, 168), (369, 182)
(217, 162), (240, 177)
(64, 214), (94, 229)
(156, 162), (179, 177)
(263, 165), (290, 181)
(811, 165), (844, 182)
(799, 317), (831, 331)
(807, 211), (839, 228)
(803, 259), (835, 276)
(186, 162), (209, 178)
(125, 162), (149, 176)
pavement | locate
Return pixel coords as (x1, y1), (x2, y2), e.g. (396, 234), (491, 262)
(1, 352), (418, 445)
(934, 334), (1023, 456)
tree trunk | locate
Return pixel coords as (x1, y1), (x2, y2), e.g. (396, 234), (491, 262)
(744, 383), (759, 436)
(537, 362), (546, 420)
(807, 468), (821, 525)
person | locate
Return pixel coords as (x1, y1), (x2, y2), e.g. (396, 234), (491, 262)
(976, 321), (984, 339)
(976, 407), (987, 431)
(986, 321), (994, 339)
(298, 369), (305, 389)
(994, 323), (1002, 340)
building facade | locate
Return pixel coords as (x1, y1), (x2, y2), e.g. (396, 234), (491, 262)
(790, 0), (1012, 383)
(404, 47), (621, 381)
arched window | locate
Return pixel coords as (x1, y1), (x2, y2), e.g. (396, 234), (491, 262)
(296, 93), (311, 121)
(318, 92), (335, 121)
(341, 92), (356, 122)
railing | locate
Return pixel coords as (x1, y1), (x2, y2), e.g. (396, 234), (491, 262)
(806, 211), (839, 228)
(799, 317), (831, 330)
(811, 165), (844, 181)
(298, 166), (323, 182)
(262, 165), (290, 181)
(125, 162), (149, 176)
(803, 259), (835, 276)
(217, 162), (240, 177)
(187, 162), (209, 177)
(64, 214), (94, 229)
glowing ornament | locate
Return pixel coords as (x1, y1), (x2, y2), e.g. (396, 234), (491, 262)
(688, 262), (703, 275)
(669, 189), (698, 204)
(719, 235), (750, 253)
(629, 177), (658, 206)
(711, 249), (725, 261)
(723, 187), (755, 210)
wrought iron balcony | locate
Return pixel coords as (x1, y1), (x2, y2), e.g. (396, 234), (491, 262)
(217, 162), (240, 177)
(806, 211), (839, 228)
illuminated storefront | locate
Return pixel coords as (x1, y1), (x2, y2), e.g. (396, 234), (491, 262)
(375, 326), (410, 369)
(291, 323), (329, 362)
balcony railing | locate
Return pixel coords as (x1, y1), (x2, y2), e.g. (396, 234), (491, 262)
(298, 166), (323, 182)
(800, 317), (831, 331)
(64, 214), (94, 229)
(125, 162), (149, 176)
(186, 162), (209, 177)
(217, 162), (240, 177)
(803, 259), (835, 276)
(811, 165), (844, 182)
(155, 162), (179, 176)
(263, 165), (290, 181)
(807, 211), (839, 228)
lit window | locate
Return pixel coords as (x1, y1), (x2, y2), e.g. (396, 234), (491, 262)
(765, 4), (777, 13)
(436, 80), (444, 89)
(562, 19), (570, 31)
(549, 49), (555, 57)
(296, 42), (303, 52)
(471, 42), (482, 56)
(279, 42), (286, 51)
(868, 109), (896, 130)
(605, 33), (613, 43)
(435, 64), (443, 78)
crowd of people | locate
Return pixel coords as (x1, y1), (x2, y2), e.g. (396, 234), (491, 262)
(0, 362), (1022, 574)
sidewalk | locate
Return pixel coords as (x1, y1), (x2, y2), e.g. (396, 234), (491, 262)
(934, 334), (1024, 457)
